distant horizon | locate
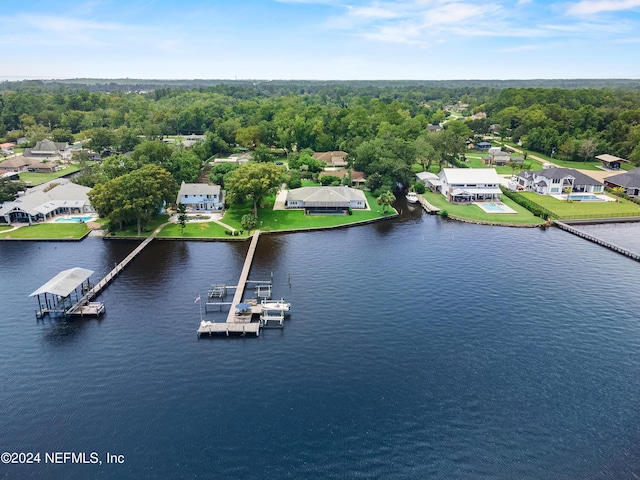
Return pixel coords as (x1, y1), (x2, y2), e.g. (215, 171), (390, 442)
(2, 76), (640, 83)
(2, 0), (639, 80)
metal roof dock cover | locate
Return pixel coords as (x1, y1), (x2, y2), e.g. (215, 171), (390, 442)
(29, 267), (94, 298)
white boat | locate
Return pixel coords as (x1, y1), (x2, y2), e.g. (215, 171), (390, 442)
(261, 298), (291, 312)
(406, 191), (419, 204)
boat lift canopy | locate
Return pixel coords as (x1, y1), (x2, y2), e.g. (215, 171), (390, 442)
(29, 267), (94, 298)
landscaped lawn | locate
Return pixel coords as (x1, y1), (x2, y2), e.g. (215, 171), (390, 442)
(0, 226), (12, 232)
(158, 220), (243, 238)
(0, 223), (89, 239)
(519, 192), (640, 219)
(107, 214), (171, 237)
(422, 191), (546, 225)
(19, 164), (84, 186)
(223, 192), (396, 233)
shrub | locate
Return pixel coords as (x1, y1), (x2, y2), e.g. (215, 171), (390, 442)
(414, 182), (426, 194)
(439, 210), (449, 218)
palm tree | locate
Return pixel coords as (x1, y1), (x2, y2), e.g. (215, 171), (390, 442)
(612, 186), (625, 202)
(376, 190), (396, 214)
(564, 187), (572, 202)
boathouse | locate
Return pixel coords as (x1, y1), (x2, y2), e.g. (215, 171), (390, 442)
(30, 267), (105, 319)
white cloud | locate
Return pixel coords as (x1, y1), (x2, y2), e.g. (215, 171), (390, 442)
(566, 0), (640, 15)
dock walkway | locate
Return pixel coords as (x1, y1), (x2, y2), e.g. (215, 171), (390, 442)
(553, 221), (640, 262)
(198, 230), (262, 337)
(71, 222), (170, 312)
(226, 230), (261, 322)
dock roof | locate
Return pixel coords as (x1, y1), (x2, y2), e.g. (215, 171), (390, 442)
(30, 267), (94, 298)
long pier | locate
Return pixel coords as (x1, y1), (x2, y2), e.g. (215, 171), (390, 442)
(553, 221), (640, 262)
(70, 222), (169, 312)
(227, 230), (261, 322)
(198, 230), (262, 337)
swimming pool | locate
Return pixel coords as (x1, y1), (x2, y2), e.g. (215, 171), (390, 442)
(568, 194), (603, 201)
(54, 215), (95, 223)
(475, 202), (517, 214)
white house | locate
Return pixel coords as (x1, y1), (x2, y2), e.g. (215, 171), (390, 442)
(176, 182), (224, 211)
(439, 168), (502, 203)
(286, 186), (367, 212)
(513, 168), (604, 195)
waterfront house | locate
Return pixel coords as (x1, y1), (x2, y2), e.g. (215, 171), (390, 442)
(439, 168), (502, 203)
(286, 186), (367, 212)
(604, 167), (640, 196)
(0, 181), (93, 225)
(513, 168), (604, 195)
(176, 182), (224, 211)
(313, 151), (348, 169)
(596, 154), (629, 170)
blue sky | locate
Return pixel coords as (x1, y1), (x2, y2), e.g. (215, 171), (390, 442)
(1, 0), (639, 80)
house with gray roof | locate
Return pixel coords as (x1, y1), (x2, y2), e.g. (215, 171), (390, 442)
(0, 182), (93, 225)
(513, 168), (604, 195)
(176, 182), (224, 211)
(22, 139), (71, 162)
(604, 167), (640, 196)
(286, 186), (367, 212)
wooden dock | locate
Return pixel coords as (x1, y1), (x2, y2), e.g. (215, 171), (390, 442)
(68, 222), (168, 315)
(226, 230), (261, 323)
(197, 231), (263, 337)
(553, 221), (640, 262)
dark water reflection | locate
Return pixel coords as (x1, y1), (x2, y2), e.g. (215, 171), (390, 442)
(1, 217), (640, 480)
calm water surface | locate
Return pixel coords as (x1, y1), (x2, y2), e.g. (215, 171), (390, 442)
(1, 209), (640, 480)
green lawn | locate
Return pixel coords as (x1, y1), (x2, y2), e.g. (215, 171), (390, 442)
(423, 191), (546, 225)
(0, 226), (12, 232)
(499, 142), (635, 172)
(107, 214), (171, 237)
(0, 223), (89, 239)
(223, 192), (396, 233)
(158, 220), (244, 238)
(519, 192), (640, 219)
(19, 164), (84, 186)
(301, 180), (321, 187)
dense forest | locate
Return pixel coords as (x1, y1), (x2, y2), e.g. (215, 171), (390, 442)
(2, 80), (640, 210)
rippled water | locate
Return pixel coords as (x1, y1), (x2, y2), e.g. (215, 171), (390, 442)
(2, 211), (640, 480)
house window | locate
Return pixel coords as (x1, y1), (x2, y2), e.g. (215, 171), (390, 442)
(552, 178), (561, 184)
(550, 188), (559, 193)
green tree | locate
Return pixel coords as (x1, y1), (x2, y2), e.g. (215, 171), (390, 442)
(225, 162), (283, 218)
(578, 138), (597, 163)
(0, 178), (26, 203)
(87, 127), (116, 154)
(176, 203), (188, 234)
(251, 145), (276, 163)
(209, 162), (239, 187)
(241, 214), (257, 233)
(376, 190), (396, 213)
(89, 164), (176, 234)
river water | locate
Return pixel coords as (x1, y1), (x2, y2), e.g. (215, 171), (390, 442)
(1, 207), (640, 480)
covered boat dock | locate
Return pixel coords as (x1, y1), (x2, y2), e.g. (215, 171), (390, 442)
(30, 267), (105, 319)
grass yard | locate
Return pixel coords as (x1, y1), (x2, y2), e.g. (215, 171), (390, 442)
(19, 164), (84, 186)
(500, 142), (635, 172)
(0, 223), (89, 239)
(423, 191), (546, 226)
(223, 192), (396, 233)
(0, 226), (12, 232)
(107, 214), (171, 237)
(158, 220), (244, 239)
(519, 192), (640, 219)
